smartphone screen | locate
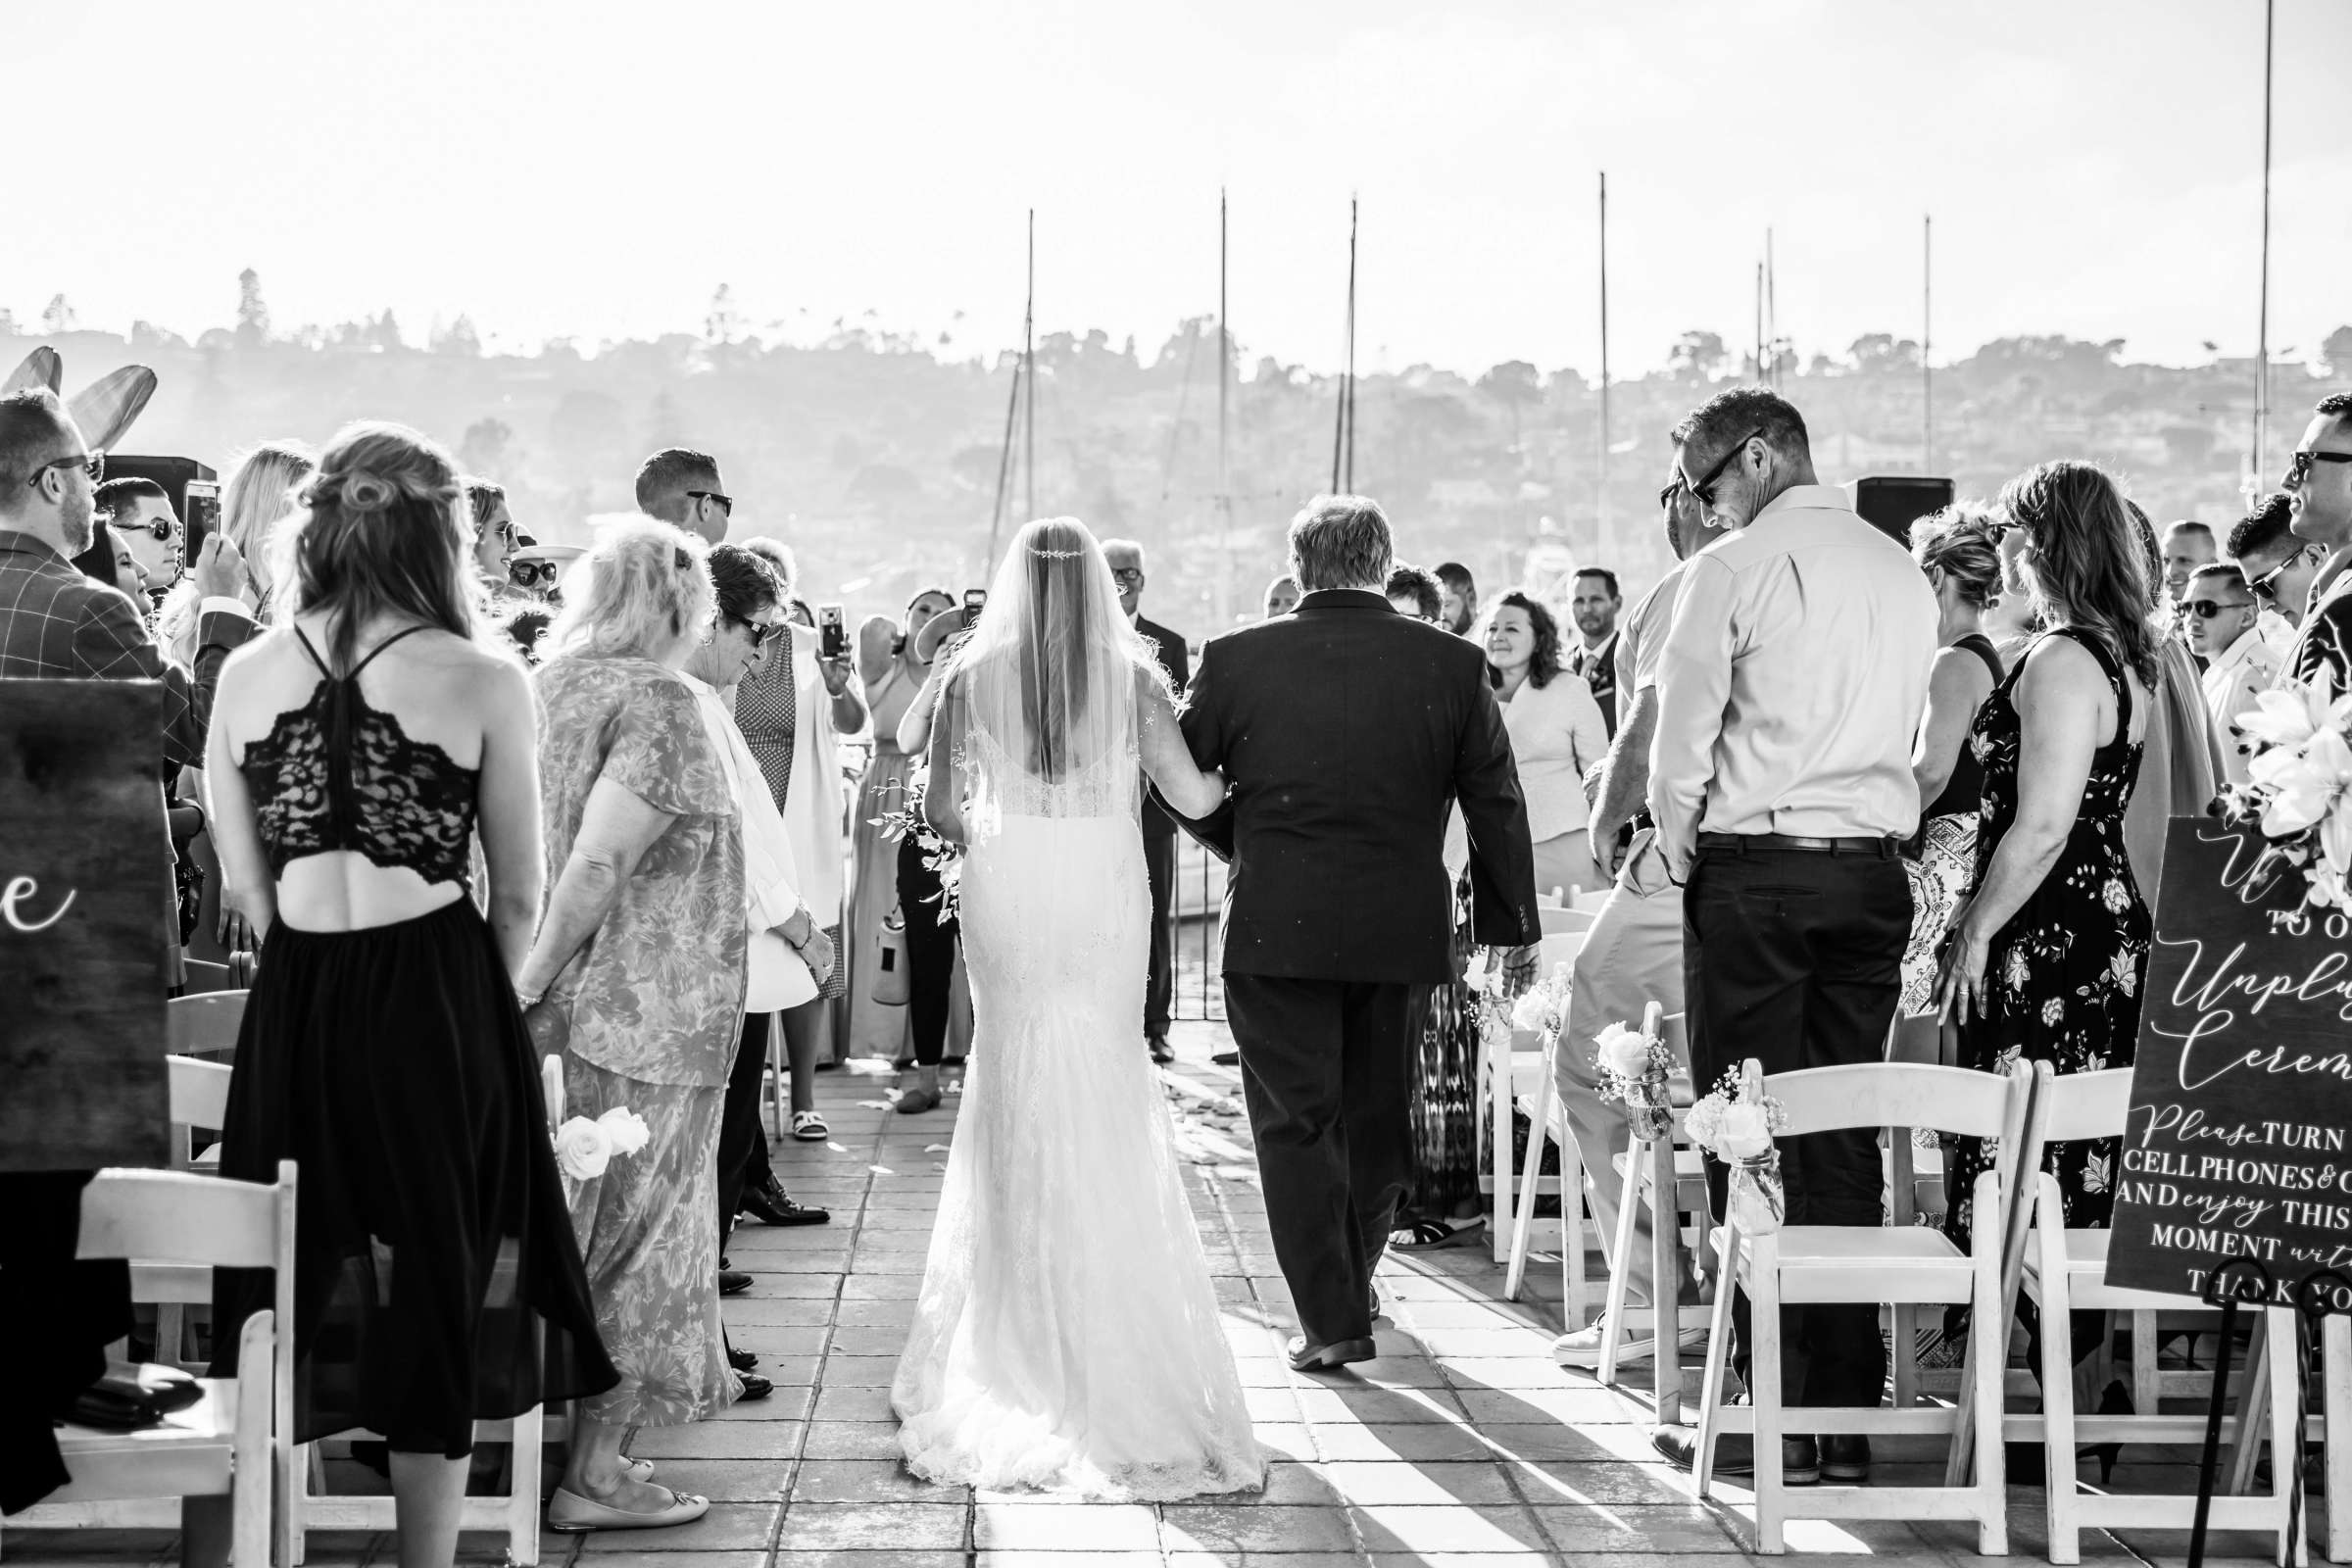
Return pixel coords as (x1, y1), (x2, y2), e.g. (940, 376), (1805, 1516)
(819, 603), (847, 661)
(182, 479), (221, 562)
(962, 588), (987, 630)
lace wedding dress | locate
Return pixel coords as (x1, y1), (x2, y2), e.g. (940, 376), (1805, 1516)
(890, 522), (1261, 1501)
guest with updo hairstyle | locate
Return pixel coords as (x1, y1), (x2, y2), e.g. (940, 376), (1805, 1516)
(1890, 504), (2007, 1045)
(194, 420), (614, 1568)
(512, 516), (751, 1531)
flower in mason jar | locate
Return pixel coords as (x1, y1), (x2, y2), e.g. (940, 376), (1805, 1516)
(1592, 1021), (1651, 1078)
(1715, 1100), (1776, 1159)
(554, 1115), (615, 1181)
(1511, 986), (1555, 1033)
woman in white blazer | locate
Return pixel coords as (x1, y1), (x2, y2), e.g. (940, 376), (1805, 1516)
(1485, 589), (1610, 900)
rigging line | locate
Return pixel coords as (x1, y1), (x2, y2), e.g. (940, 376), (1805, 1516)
(1023, 207), (1037, 524)
(984, 354), (1023, 570)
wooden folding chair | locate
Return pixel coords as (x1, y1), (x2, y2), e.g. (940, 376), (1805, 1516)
(1594, 1008), (1711, 1423)
(2, 1163), (298, 1568)
(2009, 1067), (2306, 1566)
(1692, 1057), (2046, 1555)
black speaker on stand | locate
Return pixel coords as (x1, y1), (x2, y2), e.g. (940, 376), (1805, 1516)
(103, 455), (217, 518)
(1854, 475), (1955, 547)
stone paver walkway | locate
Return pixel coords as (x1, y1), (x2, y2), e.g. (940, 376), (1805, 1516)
(7, 1021), (2306, 1567)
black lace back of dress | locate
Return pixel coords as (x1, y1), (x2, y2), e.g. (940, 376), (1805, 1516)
(239, 625), (480, 887)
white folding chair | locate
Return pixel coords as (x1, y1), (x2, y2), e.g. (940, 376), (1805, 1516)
(1481, 932), (1590, 1283)
(1595, 1010), (1711, 1421)
(1537, 905), (1595, 938)
(171, 991), (248, 1059)
(2, 1163), (297, 1568)
(152, 995), (251, 1366)
(2010, 1067), (2306, 1566)
(1498, 955), (1607, 1307)
(285, 1061), (568, 1566)
(1692, 1057), (2045, 1555)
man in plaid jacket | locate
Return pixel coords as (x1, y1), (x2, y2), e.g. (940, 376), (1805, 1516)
(0, 390), (252, 767)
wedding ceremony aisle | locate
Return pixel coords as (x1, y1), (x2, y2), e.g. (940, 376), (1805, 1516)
(19, 1019), (2304, 1568)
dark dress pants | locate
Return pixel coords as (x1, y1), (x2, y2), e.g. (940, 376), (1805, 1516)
(1683, 838), (1911, 1411)
(1222, 975), (1414, 1348)
(1143, 828), (1177, 1038)
(717, 1010), (774, 1251)
(898, 835), (958, 1066)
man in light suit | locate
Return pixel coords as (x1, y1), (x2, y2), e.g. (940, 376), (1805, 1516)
(1103, 538), (1191, 1065)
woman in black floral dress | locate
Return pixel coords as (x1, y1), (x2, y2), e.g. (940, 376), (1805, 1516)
(1937, 462), (2156, 1324)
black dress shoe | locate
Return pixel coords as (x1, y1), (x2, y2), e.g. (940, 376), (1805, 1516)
(727, 1344), (759, 1374)
(1210, 1051), (1239, 1066)
(741, 1173), (830, 1227)
(1821, 1434), (1870, 1482)
(1651, 1425), (1819, 1485)
(1149, 1035), (1175, 1064)
(734, 1372), (772, 1401)
(719, 1271), (753, 1297)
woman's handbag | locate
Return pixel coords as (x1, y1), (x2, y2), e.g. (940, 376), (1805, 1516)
(747, 925), (818, 1013)
(870, 905), (911, 1005)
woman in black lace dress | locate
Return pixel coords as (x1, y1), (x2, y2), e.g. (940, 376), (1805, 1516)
(200, 423), (614, 1567)
(1937, 462), (2156, 1353)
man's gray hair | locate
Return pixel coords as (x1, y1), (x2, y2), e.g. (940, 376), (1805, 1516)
(1289, 494), (1393, 593)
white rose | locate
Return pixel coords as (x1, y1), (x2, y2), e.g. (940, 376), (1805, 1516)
(1511, 988), (1553, 1033)
(597, 1107), (651, 1156)
(1715, 1101), (1776, 1159)
(554, 1116), (614, 1182)
(1592, 1022), (1651, 1078)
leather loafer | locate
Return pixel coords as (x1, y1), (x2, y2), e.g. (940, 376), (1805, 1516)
(1210, 1051), (1239, 1066)
(1821, 1433), (1870, 1482)
(718, 1271), (753, 1297)
(726, 1344), (758, 1374)
(741, 1175), (829, 1227)
(1149, 1035), (1174, 1064)
(1286, 1334), (1377, 1373)
(1652, 1425), (1820, 1485)
(734, 1372), (772, 1401)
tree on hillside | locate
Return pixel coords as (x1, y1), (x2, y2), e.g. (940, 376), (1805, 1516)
(706, 284), (744, 346)
(236, 269), (270, 347)
(460, 417), (513, 477)
(432, 315), (482, 357)
(1847, 332), (1920, 373)
(368, 310), (404, 352)
(1667, 330), (1727, 381)
(41, 294), (75, 335)
(1478, 361), (1542, 450)
(2326, 325), (2352, 377)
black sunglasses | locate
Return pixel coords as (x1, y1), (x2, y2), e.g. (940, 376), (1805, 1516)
(686, 489), (734, 515)
(2180, 597), (2252, 620)
(2285, 450), (2352, 490)
(2247, 543), (2321, 603)
(136, 513), (177, 542)
(26, 450), (103, 489)
(1657, 478), (1686, 511)
(511, 560), (562, 588)
(1679, 429), (1763, 507)
(730, 615), (783, 650)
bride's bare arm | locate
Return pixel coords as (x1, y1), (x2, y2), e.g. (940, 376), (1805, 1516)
(1138, 672), (1224, 819)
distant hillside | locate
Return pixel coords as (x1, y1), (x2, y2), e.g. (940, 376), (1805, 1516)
(11, 312), (2344, 632)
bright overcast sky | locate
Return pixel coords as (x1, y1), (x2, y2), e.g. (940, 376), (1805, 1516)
(16, 0), (2345, 376)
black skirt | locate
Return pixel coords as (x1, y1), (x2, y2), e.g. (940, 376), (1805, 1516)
(209, 897), (616, 1456)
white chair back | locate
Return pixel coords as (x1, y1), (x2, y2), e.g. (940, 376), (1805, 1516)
(1538, 929), (1588, 975)
(1764, 1059), (2017, 1143)
(169, 991), (246, 1057)
(1570, 885), (1611, 915)
(167, 1056), (235, 1160)
(1538, 905), (1595, 936)
(78, 1167), (291, 1273)
(2037, 1065), (2133, 1143)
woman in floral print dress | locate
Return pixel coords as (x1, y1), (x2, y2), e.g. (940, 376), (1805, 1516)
(1936, 462), (2156, 1347)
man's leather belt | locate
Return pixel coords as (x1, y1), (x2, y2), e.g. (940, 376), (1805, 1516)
(1696, 831), (1897, 857)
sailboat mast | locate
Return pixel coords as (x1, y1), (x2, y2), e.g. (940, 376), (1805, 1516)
(2254, 0), (2274, 488)
(1597, 172), (1610, 565)
(1766, 227), (1777, 390)
(1023, 209), (1037, 524)
(1923, 213), (1934, 473)
(1331, 197), (1357, 494)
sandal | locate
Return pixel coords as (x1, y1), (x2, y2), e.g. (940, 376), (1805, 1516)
(791, 1109), (829, 1142)
(1390, 1216), (1484, 1250)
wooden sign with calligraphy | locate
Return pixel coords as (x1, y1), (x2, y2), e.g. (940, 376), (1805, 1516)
(2106, 818), (2352, 1302)
(0, 680), (171, 1171)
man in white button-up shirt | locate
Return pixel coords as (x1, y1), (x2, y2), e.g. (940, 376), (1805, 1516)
(2183, 564), (2278, 784)
(1645, 389), (1937, 1487)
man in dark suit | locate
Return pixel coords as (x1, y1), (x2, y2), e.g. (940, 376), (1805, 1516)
(1103, 538), (1191, 1064)
(1172, 496), (1541, 1370)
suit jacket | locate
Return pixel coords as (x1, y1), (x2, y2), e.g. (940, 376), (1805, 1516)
(0, 530), (219, 770)
(1574, 630), (1620, 739)
(1134, 612), (1191, 842)
(1174, 588), (1539, 984)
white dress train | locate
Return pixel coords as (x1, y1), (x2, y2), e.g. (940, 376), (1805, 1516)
(890, 737), (1262, 1499)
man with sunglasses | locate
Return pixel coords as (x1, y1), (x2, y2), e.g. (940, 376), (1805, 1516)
(2180, 564), (2277, 786)
(94, 476), (181, 595)
(635, 446), (734, 545)
(2227, 491), (2317, 656)
(2278, 393), (2352, 691)
(1646, 388), (1937, 1487)
(0, 390), (207, 770)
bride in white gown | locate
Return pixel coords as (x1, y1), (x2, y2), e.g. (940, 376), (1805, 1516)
(890, 516), (1263, 1499)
